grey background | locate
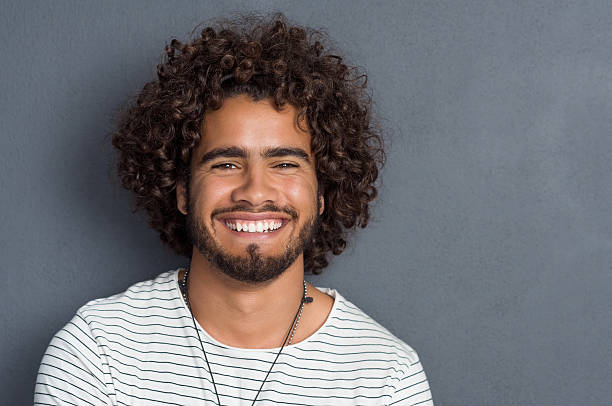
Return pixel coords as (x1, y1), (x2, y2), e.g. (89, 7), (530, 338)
(1, 0), (611, 405)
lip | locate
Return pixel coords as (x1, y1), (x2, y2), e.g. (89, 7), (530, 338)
(216, 212), (292, 222)
(215, 212), (291, 240)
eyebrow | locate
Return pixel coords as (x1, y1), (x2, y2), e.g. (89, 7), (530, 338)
(199, 146), (247, 166)
(262, 147), (311, 163)
(198, 146), (311, 166)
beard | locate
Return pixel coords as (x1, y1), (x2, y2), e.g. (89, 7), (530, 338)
(186, 200), (320, 284)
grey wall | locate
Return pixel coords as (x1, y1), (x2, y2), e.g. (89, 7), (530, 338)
(2, 1), (611, 404)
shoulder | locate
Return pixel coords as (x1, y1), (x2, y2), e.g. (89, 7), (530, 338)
(62, 268), (189, 355)
(76, 269), (183, 320)
(325, 290), (434, 404)
(35, 270), (184, 403)
(68, 269), (189, 346)
(316, 288), (422, 370)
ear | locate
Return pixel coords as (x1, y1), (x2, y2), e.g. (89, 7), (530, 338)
(176, 179), (188, 215)
(318, 193), (324, 215)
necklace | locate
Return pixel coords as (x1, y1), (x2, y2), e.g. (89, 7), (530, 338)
(179, 268), (313, 405)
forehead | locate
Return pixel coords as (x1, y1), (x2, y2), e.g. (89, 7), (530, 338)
(195, 95), (311, 157)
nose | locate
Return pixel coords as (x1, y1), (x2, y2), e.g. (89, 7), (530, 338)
(230, 165), (279, 207)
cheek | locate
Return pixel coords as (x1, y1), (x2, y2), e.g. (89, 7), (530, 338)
(189, 176), (234, 212)
(280, 177), (318, 208)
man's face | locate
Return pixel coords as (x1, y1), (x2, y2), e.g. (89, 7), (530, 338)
(178, 95), (323, 283)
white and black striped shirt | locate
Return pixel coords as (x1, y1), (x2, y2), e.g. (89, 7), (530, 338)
(35, 269), (433, 405)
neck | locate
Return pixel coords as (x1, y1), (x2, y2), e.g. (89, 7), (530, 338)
(185, 248), (305, 348)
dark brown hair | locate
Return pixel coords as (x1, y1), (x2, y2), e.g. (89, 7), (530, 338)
(112, 13), (384, 274)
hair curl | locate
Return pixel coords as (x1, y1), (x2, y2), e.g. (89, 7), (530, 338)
(112, 13), (384, 274)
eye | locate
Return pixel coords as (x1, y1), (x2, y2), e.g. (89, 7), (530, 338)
(212, 163), (238, 170)
(275, 162), (299, 169)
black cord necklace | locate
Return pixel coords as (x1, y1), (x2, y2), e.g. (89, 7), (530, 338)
(179, 268), (313, 405)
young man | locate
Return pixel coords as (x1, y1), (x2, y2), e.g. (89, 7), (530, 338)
(35, 14), (433, 405)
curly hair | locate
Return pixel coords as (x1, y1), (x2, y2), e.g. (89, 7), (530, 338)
(112, 13), (384, 274)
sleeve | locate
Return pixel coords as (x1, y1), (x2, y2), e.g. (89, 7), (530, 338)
(34, 312), (113, 406)
(387, 352), (434, 406)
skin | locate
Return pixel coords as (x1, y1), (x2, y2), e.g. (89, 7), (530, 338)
(177, 95), (334, 349)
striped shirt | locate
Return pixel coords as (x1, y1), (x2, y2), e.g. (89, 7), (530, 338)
(34, 269), (433, 405)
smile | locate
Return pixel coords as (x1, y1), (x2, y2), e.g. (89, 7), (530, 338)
(223, 219), (285, 233)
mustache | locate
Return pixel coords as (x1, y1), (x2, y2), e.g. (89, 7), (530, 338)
(210, 204), (298, 221)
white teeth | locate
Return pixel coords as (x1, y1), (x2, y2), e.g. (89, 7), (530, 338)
(225, 220), (284, 233)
